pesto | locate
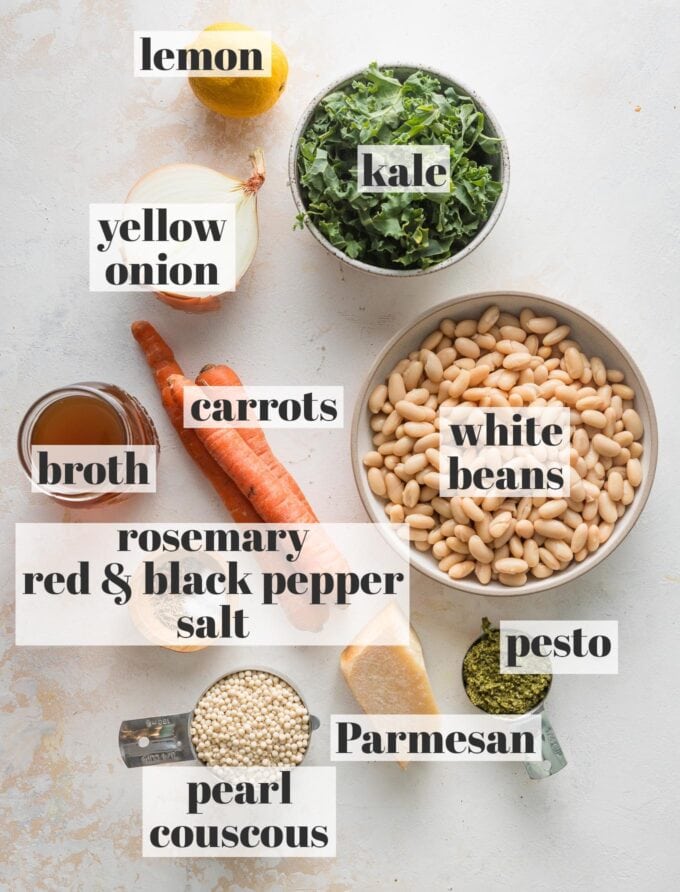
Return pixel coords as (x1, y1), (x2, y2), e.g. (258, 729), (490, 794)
(463, 618), (551, 715)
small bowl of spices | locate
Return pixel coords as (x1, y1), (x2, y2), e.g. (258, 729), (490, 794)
(462, 618), (566, 778)
(119, 668), (317, 770)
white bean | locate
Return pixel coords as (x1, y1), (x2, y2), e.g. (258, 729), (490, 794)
(367, 467), (386, 496)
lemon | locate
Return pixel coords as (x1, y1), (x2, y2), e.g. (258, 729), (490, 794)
(189, 23), (288, 118)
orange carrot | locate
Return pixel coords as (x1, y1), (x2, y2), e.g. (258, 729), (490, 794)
(167, 375), (318, 524)
(158, 385), (261, 523)
(197, 363), (319, 520)
(131, 322), (261, 524)
(130, 320), (182, 387)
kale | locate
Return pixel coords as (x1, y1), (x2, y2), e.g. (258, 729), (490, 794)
(296, 63), (503, 270)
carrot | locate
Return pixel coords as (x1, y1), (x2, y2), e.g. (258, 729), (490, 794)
(132, 326), (332, 633)
(130, 320), (182, 387)
(197, 363), (319, 520)
(157, 385), (261, 523)
(131, 322), (261, 524)
(167, 375), (318, 524)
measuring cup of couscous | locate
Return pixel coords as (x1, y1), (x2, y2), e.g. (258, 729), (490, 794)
(462, 619), (566, 779)
(118, 668), (319, 769)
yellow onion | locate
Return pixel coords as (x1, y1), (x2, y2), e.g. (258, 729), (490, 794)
(125, 149), (264, 312)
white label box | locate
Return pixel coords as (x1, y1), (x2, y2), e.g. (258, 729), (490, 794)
(142, 767), (335, 857)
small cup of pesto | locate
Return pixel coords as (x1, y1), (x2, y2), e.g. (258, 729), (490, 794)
(462, 618), (567, 779)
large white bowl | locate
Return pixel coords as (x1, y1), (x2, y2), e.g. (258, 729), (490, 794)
(351, 292), (658, 596)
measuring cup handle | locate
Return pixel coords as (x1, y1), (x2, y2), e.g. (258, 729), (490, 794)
(524, 712), (568, 779)
(118, 712), (195, 767)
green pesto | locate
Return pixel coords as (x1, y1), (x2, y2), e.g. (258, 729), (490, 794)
(463, 618), (551, 715)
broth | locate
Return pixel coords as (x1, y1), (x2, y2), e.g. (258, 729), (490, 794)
(30, 394), (127, 446)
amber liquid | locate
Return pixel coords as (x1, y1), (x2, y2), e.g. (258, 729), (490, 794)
(30, 394), (127, 446)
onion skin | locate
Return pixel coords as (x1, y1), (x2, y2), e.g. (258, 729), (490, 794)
(154, 291), (222, 314)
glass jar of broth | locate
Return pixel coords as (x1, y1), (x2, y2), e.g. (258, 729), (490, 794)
(17, 382), (159, 507)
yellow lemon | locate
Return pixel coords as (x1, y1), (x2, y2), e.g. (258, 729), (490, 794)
(189, 23), (288, 118)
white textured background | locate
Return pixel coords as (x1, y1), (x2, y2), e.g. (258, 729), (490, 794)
(2, 1), (680, 889)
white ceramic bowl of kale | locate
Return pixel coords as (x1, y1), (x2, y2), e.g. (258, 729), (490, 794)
(289, 63), (510, 276)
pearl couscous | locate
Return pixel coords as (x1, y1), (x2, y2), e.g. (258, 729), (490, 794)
(191, 670), (310, 768)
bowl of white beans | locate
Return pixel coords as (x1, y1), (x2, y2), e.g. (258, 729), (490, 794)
(351, 292), (658, 595)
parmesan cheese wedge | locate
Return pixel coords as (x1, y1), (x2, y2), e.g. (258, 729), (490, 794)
(340, 604), (440, 719)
